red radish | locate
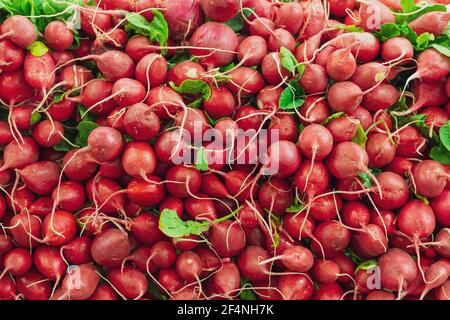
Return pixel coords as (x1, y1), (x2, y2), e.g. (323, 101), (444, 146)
(0, 15), (37, 48)
(62, 149), (98, 181)
(0, 276), (16, 300)
(326, 141), (372, 181)
(312, 259), (341, 284)
(301, 0), (325, 40)
(268, 28), (296, 52)
(112, 78), (146, 107)
(298, 124), (333, 161)
(237, 35), (267, 67)
(52, 180), (86, 212)
(189, 22), (238, 68)
(227, 67), (265, 96)
(122, 141), (157, 178)
(265, 140), (302, 178)
(150, 241), (177, 268)
(203, 86), (235, 119)
(131, 213), (164, 245)
(295, 160), (330, 199)
(420, 259), (450, 299)
(326, 117), (359, 143)
(23, 52), (56, 90)
(342, 201), (370, 229)
(326, 48), (357, 81)
(1, 248), (32, 277)
(0, 40), (24, 72)
(33, 246), (66, 282)
(258, 178), (293, 215)
(275, 2), (304, 34)
(176, 251), (202, 282)
(327, 82), (363, 113)
(135, 53), (167, 88)
(409, 11), (450, 35)
(329, 0), (355, 17)
(124, 103), (160, 141)
(299, 64), (328, 94)
(59, 65), (93, 90)
(209, 220), (246, 257)
(372, 172), (410, 210)
(237, 246), (270, 282)
(313, 282), (344, 300)
(366, 290), (396, 300)
(79, 6), (112, 36)
(294, 32), (322, 63)
(9, 213), (41, 248)
(207, 261), (240, 297)
(89, 284), (119, 300)
(352, 224), (388, 257)
(261, 246), (314, 272)
(44, 21), (73, 51)
(431, 190), (450, 227)
(86, 126), (124, 163)
(395, 126), (427, 158)
(398, 200), (436, 239)
(162, 0), (205, 41)
(378, 248), (418, 292)
(20, 161), (60, 195)
(42, 211), (77, 246)
(199, 0), (239, 22)
(381, 37), (414, 64)
(311, 221), (350, 258)
(278, 274), (314, 300)
(351, 62), (390, 90)
(0, 70), (34, 103)
(32, 119), (64, 147)
(249, 17), (275, 39)
(412, 160), (448, 198)
(366, 133), (396, 168)
(62, 236), (93, 265)
(16, 270), (51, 300)
(435, 280), (450, 300)
(359, 1), (395, 31)
(362, 84), (400, 112)
(166, 165), (202, 198)
(59, 264), (99, 300)
(91, 229), (130, 268)
(127, 175), (166, 207)
(329, 32), (380, 62)
(0, 137), (39, 172)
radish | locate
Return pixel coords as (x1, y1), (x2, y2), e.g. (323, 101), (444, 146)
(0, 70), (34, 103)
(381, 37), (414, 65)
(299, 64), (328, 94)
(42, 211), (77, 246)
(378, 248), (418, 293)
(33, 119), (64, 147)
(112, 78), (146, 107)
(327, 82), (363, 113)
(16, 270), (51, 300)
(409, 11), (450, 35)
(268, 28), (296, 52)
(209, 220), (246, 257)
(207, 261), (240, 297)
(124, 103), (161, 141)
(413, 160), (448, 198)
(0, 137), (39, 172)
(359, 1), (395, 31)
(420, 259), (450, 299)
(237, 246), (270, 282)
(311, 221), (350, 258)
(258, 178), (293, 215)
(91, 229), (130, 268)
(366, 133), (396, 168)
(227, 67), (266, 96)
(431, 190), (450, 227)
(203, 86), (235, 119)
(300, 0), (326, 40)
(62, 236), (93, 265)
(162, 0), (205, 41)
(0, 40), (24, 72)
(131, 213), (164, 245)
(189, 22), (238, 68)
(165, 165), (202, 198)
(52, 181), (86, 212)
(278, 274), (314, 300)
(135, 53), (167, 88)
(44, 21), (74, 51)
(176, 251), (202, 282)
(33, 246), (66, 286)
(1, 248), (32, 277)
(329, 0), (355, 17)
(237, 35), (267, 67)
(122, 141), (157, 178)
(89, 284), (119, 300)
(200, 0), (239, 22)
(59, 264), (99, 300)
(249, 17), (275, 40)
(0, 16), (37, 48)
(398, 200), (436, 239)
(372, 172), (410, 210)
(313, 282), (344, 300)
(127, 176), (166, 207)
(329, 32), (380, 63)
(275, 2), (304, 35)
(20, 161), (61, 195)
(59, 65), (93, 90)
(326, 47), (357, 81)
(23, 52), (56, 90)
(9, 213), (41, 248)
(312, 259), (341, 284)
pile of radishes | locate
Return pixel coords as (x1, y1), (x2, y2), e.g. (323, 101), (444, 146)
(0, 0), (450, 301)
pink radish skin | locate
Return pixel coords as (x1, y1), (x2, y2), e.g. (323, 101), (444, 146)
(431, 190), (450, 227)
(121, 141), (157, 178)
(298, 124), (333, 161)
(23, 52), (56, 90)
(91, 229), (130, 268)
(326, 142), (369, 180)
(20, 161), (61, 195)
(413, 160), (448, 198)
(200, 0), (239, 22)
(372, 172), (410, 210)
(1, 15), (37, 48)
(326, 48), (357, 81)
(0, 137), (39, 172)
(366, 133), (396, 168)
(275, 2), (304, 35)
(299, 64), (328, 94)
(44, 21), (74, 51)
(409, 11), (450, 35)
(359, 1), (395, 31)
(381, 37), (414, 64)
(0, 40), (24, 72)
(420, 260), (450, 299)
(59, 264), (99, 300)
(268, 28), (296, 52)
(327, 82), (363, 113)
(189, 22), (238, 68)
(398, 200), (436, 239)
(378, 248), (418, 292)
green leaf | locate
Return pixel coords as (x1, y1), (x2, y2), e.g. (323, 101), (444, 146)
(279, 81), (305, 110)
(321, 112), (345, 125)
(344, 248), (363, 264)
(280, 47), (297, 74)
(415, 32), (435, 50)
(29, 111), (42, 126)
(439, 121), (450, 152)
(240, 279), (257, 300)
(223, 13), (245, 32)
(147, 281), (167, 300)
(353, 124), (367, 147)
(286, 203), (304, 213)
(335, 24), (364, 33)
(430, 145), (450, 165)
(195, 146), (209, 172)
(170, 80), (212, 100)
(204, 112), (218, 125)
(158, 209), (210, 238)
(75, 121), (98, 147)
(53, 139), (71, 152)
(77, 105), (96, 122)
(358, 172), (372, 188)
(125, 11), (168, 53)
(401, 0), (415, 13)
(431, 42), (450, 57)
(27, 41), (49, 57)
(356, 260), (378, 272)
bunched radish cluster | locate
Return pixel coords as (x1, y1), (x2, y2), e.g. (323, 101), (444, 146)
(0, 0), (450, 301)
